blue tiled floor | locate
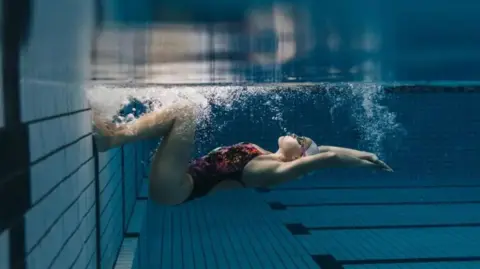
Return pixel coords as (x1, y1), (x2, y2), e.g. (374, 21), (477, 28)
(260, 176), (480, 268)
(272, 176), (480, 189)
(262, 186), (480, 205)
(301, 227), (480, 259)
(143, 190), (318, 269)
(130, 176), (480, 269)
(127, 201), (147, 236)
(344, 263), (480, 269)
(275, 203), (480, 227)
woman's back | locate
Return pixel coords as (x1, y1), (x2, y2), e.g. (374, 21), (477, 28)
(186, 142), (264, 200)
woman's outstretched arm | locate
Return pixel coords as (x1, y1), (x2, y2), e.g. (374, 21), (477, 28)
(278, 151), (390, 179)
(317, 145), (393, 171)
(243, 152), (392, 188)
(318, 145), (370, 158)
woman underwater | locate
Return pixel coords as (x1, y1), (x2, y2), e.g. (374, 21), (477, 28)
(93, 97), (393, 206)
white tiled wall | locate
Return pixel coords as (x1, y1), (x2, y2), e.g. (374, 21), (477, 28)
(28, 112), (92, 167)
(123, 145), (138, 230)
(20, 80), (90, 123)
(1, 0), (154, 268)
(97, 149), (123, 269)
(96, 142), (149, 269)
(29, 136), (93, 206)
(17, 0), (98, 269)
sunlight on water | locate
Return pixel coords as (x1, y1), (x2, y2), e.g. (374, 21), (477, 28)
(87, 83), (404, 155)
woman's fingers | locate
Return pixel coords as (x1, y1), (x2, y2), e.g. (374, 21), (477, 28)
(359, 153), (393, 172)
(373, 159), (394, 172)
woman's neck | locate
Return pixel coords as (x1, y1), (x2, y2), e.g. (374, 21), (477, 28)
(270, 149), (289, 162)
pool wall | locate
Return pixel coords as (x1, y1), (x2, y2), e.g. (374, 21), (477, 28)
(0, 1), (155, 269)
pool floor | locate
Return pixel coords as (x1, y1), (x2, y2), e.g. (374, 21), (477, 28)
(133, 176), (480, 269)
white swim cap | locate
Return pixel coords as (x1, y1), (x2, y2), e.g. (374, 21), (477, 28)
(304, 140), (321, 156)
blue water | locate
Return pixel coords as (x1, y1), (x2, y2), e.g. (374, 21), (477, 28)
(7, 0), (480, 268)
(118, 83), (480, 269)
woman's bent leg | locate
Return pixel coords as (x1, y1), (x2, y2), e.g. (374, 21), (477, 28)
(93, 102), (197, 205)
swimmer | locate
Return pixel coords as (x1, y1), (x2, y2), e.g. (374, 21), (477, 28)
(93, 100), (393, 206)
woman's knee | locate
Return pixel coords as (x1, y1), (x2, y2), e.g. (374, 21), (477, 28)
(176, 101), (196, 117)
(171, 102), (197, 128)
(163, 100), (195, 119)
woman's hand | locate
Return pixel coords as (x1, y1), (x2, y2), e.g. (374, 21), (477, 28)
(358, 152), (394, 172)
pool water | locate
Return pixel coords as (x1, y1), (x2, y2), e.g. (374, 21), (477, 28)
(110, 83), (480, 269)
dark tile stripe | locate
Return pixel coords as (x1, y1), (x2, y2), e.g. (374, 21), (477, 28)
(312, 255), (344, 269)
(1, 1), (32, 268)
(309, 222), (480, 231)
(285, 223), (310, 235)
(260, 184), (480, 192)
(268, 200), (480, 209)
(285, 221), (480, 234)
(267, 202), (287, 210)
(124, 231), (140, 238)
(313, 254), (480, 267)
(339, 256), (480, 265)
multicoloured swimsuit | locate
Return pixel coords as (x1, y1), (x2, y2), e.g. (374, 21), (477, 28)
(185, 142), (264, 201)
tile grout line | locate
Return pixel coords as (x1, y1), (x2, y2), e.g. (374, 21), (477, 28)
(92, 141), (102, 269)
(257, 192), (323, 269)
(113, 145), (149, 269)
